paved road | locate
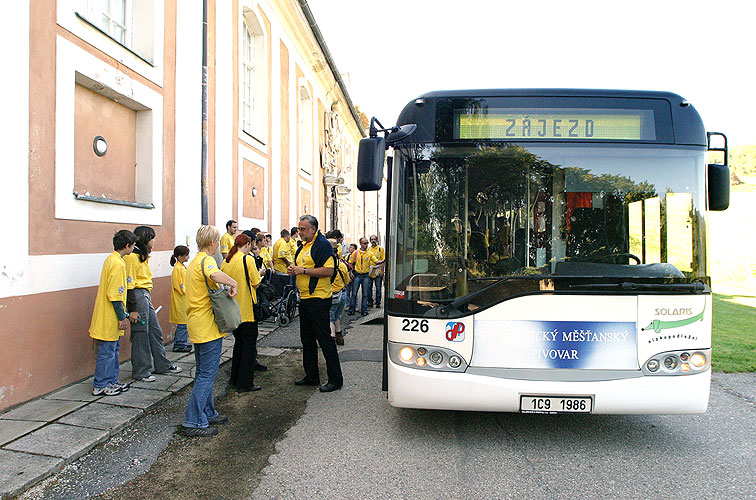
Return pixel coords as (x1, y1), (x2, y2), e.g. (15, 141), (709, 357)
(252, 322), (756, 500)
(15, 315), (756, 500)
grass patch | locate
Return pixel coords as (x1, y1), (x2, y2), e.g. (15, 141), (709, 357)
(712, 293), (756, 372)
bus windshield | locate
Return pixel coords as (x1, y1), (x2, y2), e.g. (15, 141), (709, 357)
(389, 142), (708, 314)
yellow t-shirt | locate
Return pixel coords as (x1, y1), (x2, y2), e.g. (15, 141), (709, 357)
(260, 246), (273, 269)
(220, 232), (235, 255)
(295, 237), (335, 300)
(169, 262), (187, 324)
(221, 252), (261, 323)
(272, 237), (293, 273)
(186, 252), (226, 344)
(89, 251), (127, 341)
(353, 249), (377, 275)
(368, 245), (386, 278)
(289, 238), (299, 259)
(332, 260), (350, 294)
(124, 253), (153, 290)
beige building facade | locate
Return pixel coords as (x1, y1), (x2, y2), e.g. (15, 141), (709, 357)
(0, 0), (381, 412)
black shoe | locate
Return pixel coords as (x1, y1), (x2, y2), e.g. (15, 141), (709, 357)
(319, 382), (343, 393)
(184, 426), (218, 437)
(173, 345), (193, 353)
(347, 310), (355, 316)
(334, 333), (344, 346)
(361, 312), (368, 317)
(253, 363), (268, 371)
(209, 414), (229, 425)
(237, 385), (262, 393)
(294, 377), (320, 386)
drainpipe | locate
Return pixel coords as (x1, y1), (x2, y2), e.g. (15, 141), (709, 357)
(200, 0), (209, 224)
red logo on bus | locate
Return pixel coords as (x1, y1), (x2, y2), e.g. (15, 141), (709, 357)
(445, 322), (465, 342)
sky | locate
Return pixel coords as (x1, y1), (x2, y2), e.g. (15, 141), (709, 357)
(307, 0), (754, 146)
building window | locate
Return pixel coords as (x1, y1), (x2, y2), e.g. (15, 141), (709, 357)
(298, 84), (313, 175)
(79, 0), (131, 48)
(55, 37), (164, 225)
(241, 8), (267, 143)
(72, 0), (157, 65)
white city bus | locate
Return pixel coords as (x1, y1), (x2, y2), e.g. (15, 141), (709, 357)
(357, 89), (730, 414)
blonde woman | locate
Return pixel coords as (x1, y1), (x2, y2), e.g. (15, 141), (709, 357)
(183, 225), (238, 437)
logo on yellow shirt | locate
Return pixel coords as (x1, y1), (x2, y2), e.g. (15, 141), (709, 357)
(118, 286), (124, 294)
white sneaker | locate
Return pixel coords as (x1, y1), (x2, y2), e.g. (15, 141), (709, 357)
(114, 382), (130, 392)
(166, 365), (183, 374)
(92, 385), (122, 396)
(137, 375), (156, 382)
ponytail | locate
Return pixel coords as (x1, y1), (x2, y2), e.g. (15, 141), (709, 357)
(171, 245), (190, 267)
(226, 233), (251, 263)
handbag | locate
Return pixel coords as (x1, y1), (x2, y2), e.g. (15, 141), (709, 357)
(243, 255), (275, 322)
(201, 257), (241, 333)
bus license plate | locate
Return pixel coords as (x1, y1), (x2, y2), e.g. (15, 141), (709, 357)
(520, 395), (592, 414)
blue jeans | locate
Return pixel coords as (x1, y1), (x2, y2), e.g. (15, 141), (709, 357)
(173, 324), (190, 348)
(344, 281), (354, 311)
(329, 291), (347, 322)
(183, 337), (222, 429)
(94, 339), (120, 388)
(369, 275), (383, 307)
(350, 273), (371, 314)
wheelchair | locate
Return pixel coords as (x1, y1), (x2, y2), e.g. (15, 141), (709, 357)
(268, 271), (299, 326)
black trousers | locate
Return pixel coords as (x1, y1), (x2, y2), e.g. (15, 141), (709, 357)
(230, 321), (259, 389)
(299, 297), (343, 386)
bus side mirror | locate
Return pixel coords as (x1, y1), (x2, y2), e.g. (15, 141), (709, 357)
(708, 163), (730, 211)
(357, 136), (385, 191)
(706, 132), (729, 211)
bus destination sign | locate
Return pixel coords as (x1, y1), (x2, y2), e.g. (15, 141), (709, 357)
(455, 109), (655, 141)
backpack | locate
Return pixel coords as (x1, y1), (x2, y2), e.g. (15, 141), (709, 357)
(243, 255), (276, 322)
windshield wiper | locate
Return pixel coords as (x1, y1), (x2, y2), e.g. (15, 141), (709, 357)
(569, 281), (707, 293)
(423, 277), (512, 318)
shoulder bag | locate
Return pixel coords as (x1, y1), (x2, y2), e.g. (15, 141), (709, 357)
(201, 257), (241, 333)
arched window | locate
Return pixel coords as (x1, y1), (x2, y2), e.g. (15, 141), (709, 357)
(241, 7), (267, 142)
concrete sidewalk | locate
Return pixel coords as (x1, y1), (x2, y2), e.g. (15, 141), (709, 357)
(0, 321), (279, 499)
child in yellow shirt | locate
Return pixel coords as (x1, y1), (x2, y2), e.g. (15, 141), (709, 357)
(170, 245), (192, 353)
(89, 230), (136, 396)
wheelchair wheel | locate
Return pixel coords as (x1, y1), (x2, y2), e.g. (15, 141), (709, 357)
(278, 314), (289, 326)
(284, 290), (298, 321)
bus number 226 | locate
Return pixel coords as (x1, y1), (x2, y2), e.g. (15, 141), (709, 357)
(401, 319), (429, 333)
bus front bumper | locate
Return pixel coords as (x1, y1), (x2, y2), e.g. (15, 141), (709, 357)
(387, 359), (711, 414)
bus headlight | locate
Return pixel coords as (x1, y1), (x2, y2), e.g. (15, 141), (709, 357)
(429, 351), (443, 365)
(643, 349), (710, 376)
(399, 347), (414, 363)
(690, 352), (706, 368)
(389, 344), (467, 372)
(448, 356), (462, 369)
(663, 356), (678, 371)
